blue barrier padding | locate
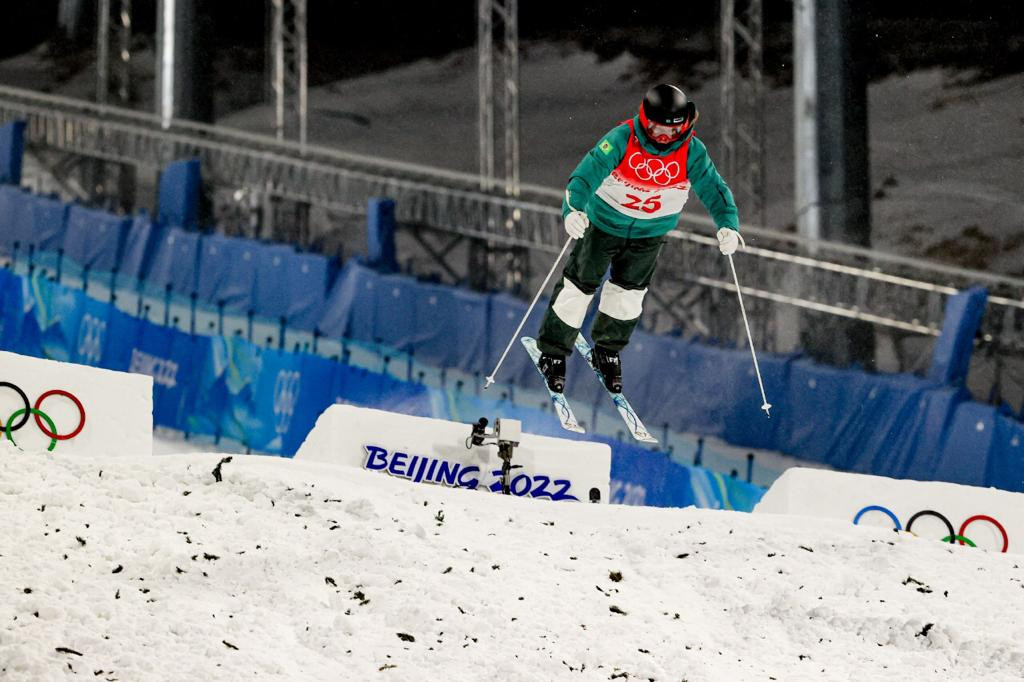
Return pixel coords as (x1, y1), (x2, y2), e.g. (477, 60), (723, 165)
(627, 337), (754, 441)
(618, 330), (670, 425)
(25, 273), (84, 363)
(157, 330), (203, 432)
(410, 282), (458, 367)
(373, 274), (419, 350)
(119, 213), (161, 281)
(285, 353), (339, 454)
(133, 323), (177, 428)
(253, 243), (294, 320)
(0, 185), (31, 252)
(0, 121), (26, 185)
(449, 288), (490, 373)
(193, 335), (263, 444)
(157, 158), (201, 228)
(610, 442), (693, 507)
(824, 372), (931, 473)
(217, 237), (259, 312)
(347, 266), (379, 342)
(487, 292), (539, 389)
(880, 386), (966, 479)
(195, 233), (233, 304)
(247, 349), (303, 452)
(986, 414), (1024, 490)
(332, 363), (434, 418)
(319, 259), (380, 339)
(0, 269), (32, 352)
(931, 402), (996, 487)
(145, 227), (200, 295)
(929, 287), (988, 386)
(64, 205), (129, 272)
(318, 259), (359, 338)
(367, 197), (397, 272)
(103, 306), (142, 372)
(285, 252), (329, 330)
(29, 194), (70, 252)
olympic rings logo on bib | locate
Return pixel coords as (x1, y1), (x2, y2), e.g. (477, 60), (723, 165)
(852, 505), (1009, 553)
(627, 152), (680, 186)
(0, 382), (87, 452)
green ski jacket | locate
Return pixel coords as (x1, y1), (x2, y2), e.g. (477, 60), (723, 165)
(562, 115), (740, 239)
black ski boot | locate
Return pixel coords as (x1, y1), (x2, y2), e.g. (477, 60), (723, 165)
(593, 346), (623, 393)
(538, 353), (566, 393)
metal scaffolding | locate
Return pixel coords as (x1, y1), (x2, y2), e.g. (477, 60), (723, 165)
(270, 0), (308, 147)
(720, 0), (766, 227)
(477, 0), (519, 197)
(266, 0), (309, 242)
(96, 0), (133, 106)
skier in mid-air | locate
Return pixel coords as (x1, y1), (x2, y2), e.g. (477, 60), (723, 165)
(535, 83), (742, 395)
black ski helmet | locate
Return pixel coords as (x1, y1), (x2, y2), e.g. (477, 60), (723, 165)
(641, 83), (695, 125)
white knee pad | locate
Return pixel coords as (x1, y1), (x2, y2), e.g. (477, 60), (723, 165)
(552, 277), (594, 328)
(598, 281), (647, 321)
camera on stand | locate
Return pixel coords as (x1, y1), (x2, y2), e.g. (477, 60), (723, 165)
(465, 416), (523, 495)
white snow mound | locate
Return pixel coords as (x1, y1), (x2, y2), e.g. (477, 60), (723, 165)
(1, 448), (1022, 681)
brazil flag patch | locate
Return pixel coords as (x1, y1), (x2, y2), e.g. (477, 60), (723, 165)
(598, 140), (613, 154)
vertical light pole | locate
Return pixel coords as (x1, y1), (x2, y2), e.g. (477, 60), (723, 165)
(720, 0), (766, 227)
(793, 0), (820, 242)
(477, 0), (495, 191)
(117, 0), (132, 104)
(97, 0), (110, 104)
(271, 0), (308, 147)
(156, 0), (176, 128)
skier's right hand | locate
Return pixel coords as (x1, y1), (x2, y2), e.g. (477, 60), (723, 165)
(564, 210), (589, 240)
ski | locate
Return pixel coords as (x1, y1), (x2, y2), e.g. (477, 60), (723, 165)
(573, 334), (658, 444)
(520, 337), (586, 434)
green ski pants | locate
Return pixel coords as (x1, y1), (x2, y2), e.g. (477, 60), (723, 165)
(537, 227), (665, 356)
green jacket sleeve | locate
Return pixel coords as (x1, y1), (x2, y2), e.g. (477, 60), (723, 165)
(562, 124), (631, 217)
(687, 136), (740, 230)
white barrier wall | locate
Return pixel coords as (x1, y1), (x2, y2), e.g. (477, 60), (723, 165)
(295, 405), (611, 503)
(755, 467), (1023, 554)
(0, 351), (153, 456)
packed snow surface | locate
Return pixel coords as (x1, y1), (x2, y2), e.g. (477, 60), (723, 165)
(1, 444), (1023, 681)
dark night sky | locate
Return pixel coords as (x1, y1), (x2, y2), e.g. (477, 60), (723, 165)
(1, 1), (1021, 82)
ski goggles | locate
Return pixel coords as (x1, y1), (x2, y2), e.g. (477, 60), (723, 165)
(638, 107), (695, 143)
(643, 120), (688, 142)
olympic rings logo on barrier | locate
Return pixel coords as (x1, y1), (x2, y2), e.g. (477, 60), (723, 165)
(273, 370), (301, 435)
(853, 505), (1009, 553)
(627, 152), (680, 186)
(76, 314), (107, 366)
(0, 382), (87, 452)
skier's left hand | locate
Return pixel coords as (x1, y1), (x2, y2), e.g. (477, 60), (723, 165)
(716, 227), (745, 256)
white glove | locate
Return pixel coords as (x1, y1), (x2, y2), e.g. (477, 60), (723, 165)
(564, 210), (589, 240)
(716, 227), (745, 256)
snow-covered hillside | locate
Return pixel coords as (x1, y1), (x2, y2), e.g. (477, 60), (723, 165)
(218, 45), (1024, 274)
(2, 443), (1022, 681)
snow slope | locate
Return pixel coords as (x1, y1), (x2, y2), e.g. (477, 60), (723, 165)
(217, 45), (1024, 274)
(2, 443), (1022, 681)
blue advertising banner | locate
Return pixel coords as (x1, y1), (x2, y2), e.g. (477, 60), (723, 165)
(248, 348), (303, 453)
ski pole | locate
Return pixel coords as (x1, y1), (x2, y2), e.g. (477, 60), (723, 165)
(484, 236), (575, 389)
(727, 253), (773, 417)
